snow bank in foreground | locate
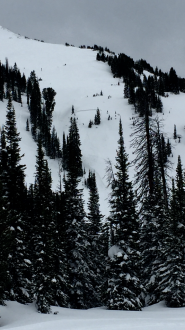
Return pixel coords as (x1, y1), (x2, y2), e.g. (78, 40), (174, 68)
(1, 301), (185, 330)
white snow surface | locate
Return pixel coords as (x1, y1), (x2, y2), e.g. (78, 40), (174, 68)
(1, 26), (185, 328)
(1, 300), (185, 330)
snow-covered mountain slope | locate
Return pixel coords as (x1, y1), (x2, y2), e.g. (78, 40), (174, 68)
(1, 25), (185, 218)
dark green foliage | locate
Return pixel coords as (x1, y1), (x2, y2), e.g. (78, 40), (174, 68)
(107, 119), (143, 310)
(42, 87), (56, 130)
(174, 124), (177, 139)
(67, 118), (83, 177)
(94, 108), (101, 125)
(26, 118), (29, 131)
(1, 96), (31, 303)
(88, 120), (93, 128)
(87, 171), (105, 305)
(155, 158), (185, 307)
(64, 171), (94, 309)
(33, 141), (59, 313)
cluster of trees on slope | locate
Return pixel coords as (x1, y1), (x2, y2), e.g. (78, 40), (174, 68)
(97, 48), (185, 309)
(1, 96), (185, 313)
(1, 50), (185, 315)
(107, 112), (185, 309)
(97, 50), (185, 99)
(0, 60), (62, 160)
(0, 95), (106, 312)
(0, 58), (26, 102)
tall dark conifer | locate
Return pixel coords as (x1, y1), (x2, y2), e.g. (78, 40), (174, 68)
(87, 171), (104, 306)
(1, 95), (31, 303)
(33, 141), (60, 313)
(67, 118), (83, 177)
(155, 158), (185, 307)
(107, 119), (143, 310)
(64, 169), (94, 309)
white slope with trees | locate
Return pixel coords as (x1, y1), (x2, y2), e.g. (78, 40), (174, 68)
(1, 25), (185, 329)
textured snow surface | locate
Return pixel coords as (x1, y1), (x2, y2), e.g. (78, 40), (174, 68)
(1, 301), (185, 330)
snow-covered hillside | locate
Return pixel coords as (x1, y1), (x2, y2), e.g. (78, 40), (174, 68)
(1, 24), (185, 330)
(1, 26), (185, 218)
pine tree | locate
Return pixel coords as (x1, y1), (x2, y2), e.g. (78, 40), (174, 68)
(67, 118), (83, 177)
(94, 108), (101, 125)
(33, 141), (59, 313)
(26, 118), (29, 131)
(52, 192), (69, 307)
(29, 76), (41, 140)
(87, 171), (105, 306)
(42, 88), (56, 130)
(155, 158), (185, 307)
(64, 169), (94, 309)
(131, 110), (170, 304)
(1, 95), (31, 303)
(107, 119), (143, 310)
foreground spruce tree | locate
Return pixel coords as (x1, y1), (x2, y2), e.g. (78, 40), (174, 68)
(87, 171), (105, 306)
(33, 141), (60, 313)
(64, 169), (95, 309)
(155, 157), (185, 307)
(107, 119), (143, 310)
(1, 95), (31, 303)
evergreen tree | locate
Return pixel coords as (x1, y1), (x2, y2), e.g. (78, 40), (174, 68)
(67, 118), (83, 177)
(33, 141), (61, 313)
(107, 119), (143, 310)
(1, 95), (31, 303)
(174, 124), (177, 139)
(42, 88), (56, 130)
(29, 76), (41, 140)
(26, 118), (29, 131)
(155, 158), (185, 307)
(64, 169), (94, 309)
(87, 171), (105, 306)
(94, 108), (101, 125)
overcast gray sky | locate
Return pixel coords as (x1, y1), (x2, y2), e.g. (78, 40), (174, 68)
(0, 0), (185, 76)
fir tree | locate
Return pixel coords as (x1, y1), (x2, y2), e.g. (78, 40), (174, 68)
(64, 169), (94, 309)
(155, 158), (185, 307)
(173, 124), (177, 139)
(87, 171), (105, 306)
(67, 118), (83, 177)
(33, 141), (60, 313)
(1, 95), (31, 303)
(42, 87), (56, 130)
(94, 108), (101, 125)
(107, 119), (143, 310)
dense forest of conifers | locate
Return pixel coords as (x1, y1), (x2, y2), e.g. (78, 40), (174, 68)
(1, 49), (185, 314)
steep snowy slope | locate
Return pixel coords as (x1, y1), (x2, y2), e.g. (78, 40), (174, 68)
(0, 26), (185, 217)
